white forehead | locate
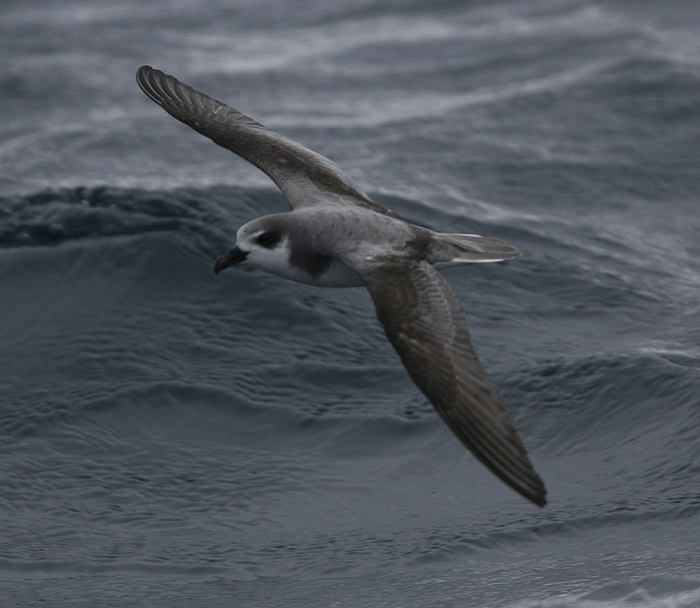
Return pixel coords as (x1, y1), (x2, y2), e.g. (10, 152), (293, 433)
(237, 218), (263, 238)
(236, 216), (286, 240)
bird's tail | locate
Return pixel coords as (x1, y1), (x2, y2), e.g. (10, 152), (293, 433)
(429, 232), (521, 266)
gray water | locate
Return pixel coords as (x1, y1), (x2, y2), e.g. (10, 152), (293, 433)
(2, 1), (700, 606)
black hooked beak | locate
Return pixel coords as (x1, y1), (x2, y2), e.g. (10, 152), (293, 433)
(214, 246), (248, 274)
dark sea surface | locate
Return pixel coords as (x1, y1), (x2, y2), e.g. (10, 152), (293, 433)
(2, 0), (700, 606)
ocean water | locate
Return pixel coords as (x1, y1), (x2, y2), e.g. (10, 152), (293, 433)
(2, 0), (700, 606)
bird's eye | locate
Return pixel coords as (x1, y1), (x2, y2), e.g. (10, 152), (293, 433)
(256, 231), (281, 248)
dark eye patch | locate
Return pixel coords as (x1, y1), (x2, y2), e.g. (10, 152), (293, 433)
(256, 231), (281, 248)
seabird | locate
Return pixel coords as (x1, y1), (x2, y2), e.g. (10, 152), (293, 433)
(136, 65), (547, 507)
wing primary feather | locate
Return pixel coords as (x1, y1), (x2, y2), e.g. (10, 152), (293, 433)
(135, 65), (394, 215)
(358, 259), (547, 507)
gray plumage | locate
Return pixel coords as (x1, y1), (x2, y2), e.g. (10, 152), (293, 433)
(136, 65), (547, 507)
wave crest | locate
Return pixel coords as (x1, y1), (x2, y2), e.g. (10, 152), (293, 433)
(0, 185), (280, 249)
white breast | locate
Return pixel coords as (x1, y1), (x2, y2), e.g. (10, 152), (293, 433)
(245, 240), (364, 288)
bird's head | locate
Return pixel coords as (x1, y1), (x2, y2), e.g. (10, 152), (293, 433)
(214, 215), (288, 275)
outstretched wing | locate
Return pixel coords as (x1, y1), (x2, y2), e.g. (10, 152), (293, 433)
(357, 258), (547, 506)
(136, 66), (393, 216)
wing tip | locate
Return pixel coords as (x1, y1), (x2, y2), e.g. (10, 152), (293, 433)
(517, 469), (547, 507)
(136, 65), (233, 120)
(135, 64), (166, 105)
(529, 486), (548, 508)
(496, 463), (548, 507)
(498, 453), (548, 507)
(136, 64), (153, 78)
